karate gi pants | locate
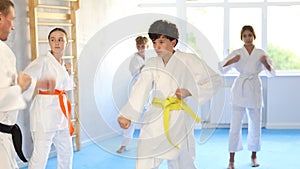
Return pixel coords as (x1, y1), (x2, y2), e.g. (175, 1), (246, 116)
(228, 105), (262, 152)
(136, 148), (197, 169)
(121, 106), (147, 146)
(28, 129), (73, 169)
(121, 123), (136, 146)
(0, 133), (18, 169)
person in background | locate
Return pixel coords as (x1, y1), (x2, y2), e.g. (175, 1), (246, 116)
(219, 25), (275, 169)
(24, 27), (74, 169)
(0, 1), (55, 168)
(118, 19), (222, 169)
(117, 36), (150, 153)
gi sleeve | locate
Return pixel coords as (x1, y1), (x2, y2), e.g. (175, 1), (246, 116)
(263, 55), (276, 77)
(186, 55), (223, 106)
(22, 56), (44, 99)
(119, 64), (154, 122)
(219, 49), (240, 73)
(0, 86), (26, 112)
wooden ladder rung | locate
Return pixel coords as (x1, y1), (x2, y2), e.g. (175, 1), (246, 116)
(63, 55), (75, 59)
(37, 12), (71, 20)
(37, 22), (73, 26)
(37, 4), (71, 10)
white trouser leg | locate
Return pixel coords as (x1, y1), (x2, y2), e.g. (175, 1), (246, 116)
(53, 129), (73, 169)
(121, 123), (136, 146)
(29, 131), (54, 169)
(135, 147), (197, 169)
(167, 148), (197, 169)
(228, 106), (246, 152)
(0, 133), (18, 169)
(136, 157), (162, 169)
(247, 108), (261, 152)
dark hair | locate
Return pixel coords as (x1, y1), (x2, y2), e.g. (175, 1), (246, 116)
(0, 0), (14, 16)
(48, 27), (68, 41)
(240, 25), (256, 40)
(148, 20), (179, 46)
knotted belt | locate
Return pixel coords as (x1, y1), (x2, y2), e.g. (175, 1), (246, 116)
(39, 89), (74, 136)
(152, 97), (200, 149)
(0, 123), (27, 162)
(239, 74), (258, 96)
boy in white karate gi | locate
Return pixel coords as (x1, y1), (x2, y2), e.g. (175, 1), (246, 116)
(117, 36), (150, 153)
(118, 20), (222, 169)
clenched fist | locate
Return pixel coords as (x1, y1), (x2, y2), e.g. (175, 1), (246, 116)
(175, 88), (191, 100)
(37, 78), (56, 93)
(64, 62), (72, 75)
(118, 116), (131, 129)
(18, 72), (32, 92)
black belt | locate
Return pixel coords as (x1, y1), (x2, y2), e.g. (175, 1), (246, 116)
(0, 123), (28, 162)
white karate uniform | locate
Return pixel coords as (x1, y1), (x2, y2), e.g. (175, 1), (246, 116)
(219, 46), (275, 152)
(120, 50), (222, 169)
(129, 52), (148, 84)
(0, 40), (26, 169)
(24, 51), (73, 169)
(0, 41), (35, 169)
(121, 52), (150, 147)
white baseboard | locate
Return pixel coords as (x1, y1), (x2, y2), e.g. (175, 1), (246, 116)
(265, 123), (300, 129)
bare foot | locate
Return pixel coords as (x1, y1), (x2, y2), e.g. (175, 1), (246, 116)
(116, 146), (126, 153)
(251, 158), (260, 167)
(227, 161), (234, 169)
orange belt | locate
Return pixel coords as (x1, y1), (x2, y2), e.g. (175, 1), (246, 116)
(39, 89), (74, 136)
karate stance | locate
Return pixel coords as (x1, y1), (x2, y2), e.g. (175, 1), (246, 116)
(0, 1), (55, 168)
(219, 25), (275, 169)
(118, 20), (222, 169)
(117, 36), (150, 153)
(25, 28), (74, 169)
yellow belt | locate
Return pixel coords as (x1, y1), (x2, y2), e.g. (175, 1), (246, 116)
(152, 97), (200, 149)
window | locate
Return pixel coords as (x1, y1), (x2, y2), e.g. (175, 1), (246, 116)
(229, 8), (262, 51)
(187, 7), (224, 60)
(187, 0), (224, 2)
(267, 5), (300, 70)
(138, 0), (300, 71)
(228, 0), (263, 2)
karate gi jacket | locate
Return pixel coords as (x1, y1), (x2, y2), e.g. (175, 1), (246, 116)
(119, 50), (222, 161)
(219, 46), (275, 108)
(24, 51), (73, 132)
(0, 40), (35, 168)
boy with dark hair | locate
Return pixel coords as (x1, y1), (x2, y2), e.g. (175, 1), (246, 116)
(118, 20), (222, 169)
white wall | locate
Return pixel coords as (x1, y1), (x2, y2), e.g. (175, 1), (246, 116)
(76, 0), (132, 147)
(266, 75), (300, 129)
